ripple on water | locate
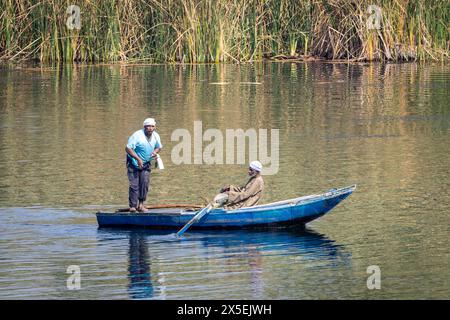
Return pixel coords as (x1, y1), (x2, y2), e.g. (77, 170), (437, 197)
(1, 63), (449, 299)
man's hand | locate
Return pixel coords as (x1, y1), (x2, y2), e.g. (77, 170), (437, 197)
(220, 185), (230, 193)
(137, 158), (143, 169)
(125, 146), (144, 169)
(151, 147), (161, 158)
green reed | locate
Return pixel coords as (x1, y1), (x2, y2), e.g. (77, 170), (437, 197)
(0, 0), (448, 63)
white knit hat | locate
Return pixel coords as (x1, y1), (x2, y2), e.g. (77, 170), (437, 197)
(143, 118), (156, 126)
(249, 160), (262, 172)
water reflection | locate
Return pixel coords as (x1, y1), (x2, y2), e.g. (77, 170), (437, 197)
(1, 63), (448, 208)
(98, 228), (350, 299)
(127, 231), (153, 299)
(1, 62), (448, 298)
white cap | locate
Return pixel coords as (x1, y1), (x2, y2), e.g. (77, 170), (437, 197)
(143, 118), (156, 126)
(249, 160), (262, 172)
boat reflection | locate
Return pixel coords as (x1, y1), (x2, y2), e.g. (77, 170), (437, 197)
(97, 227), (351, 299)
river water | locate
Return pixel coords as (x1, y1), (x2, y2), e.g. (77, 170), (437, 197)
(0, 62), (449, 299)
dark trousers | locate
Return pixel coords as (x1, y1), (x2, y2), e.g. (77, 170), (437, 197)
(127, 164), (151, 208)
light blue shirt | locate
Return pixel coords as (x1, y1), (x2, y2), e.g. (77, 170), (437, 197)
(126, 129), (162, 168)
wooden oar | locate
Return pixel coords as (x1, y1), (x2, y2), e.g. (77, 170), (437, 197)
(176, 204), (213, 237)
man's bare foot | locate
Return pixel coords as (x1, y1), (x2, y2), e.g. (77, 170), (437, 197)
(129, 207), (137, 213)
(138, 202), (150, 212)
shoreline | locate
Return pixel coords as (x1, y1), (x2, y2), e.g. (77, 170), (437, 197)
(1, 56), (448, 69)
(2, 1), (448, 65)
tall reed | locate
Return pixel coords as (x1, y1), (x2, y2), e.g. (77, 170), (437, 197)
(0, 0), (448, 63)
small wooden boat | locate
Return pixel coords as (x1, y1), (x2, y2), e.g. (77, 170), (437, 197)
(96, 185), (356, 229)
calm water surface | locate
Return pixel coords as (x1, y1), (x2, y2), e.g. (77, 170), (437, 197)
(0, 62), (449, 299)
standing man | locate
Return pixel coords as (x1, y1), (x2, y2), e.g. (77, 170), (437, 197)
(125, 118), (162, 212)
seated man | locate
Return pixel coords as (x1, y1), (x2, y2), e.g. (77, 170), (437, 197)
(218, 161), (264, 210)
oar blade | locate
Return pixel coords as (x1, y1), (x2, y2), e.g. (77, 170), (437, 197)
(176, 205), (211, 237)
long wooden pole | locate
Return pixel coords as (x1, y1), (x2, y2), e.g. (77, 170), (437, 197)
(116, 204), (203, 212)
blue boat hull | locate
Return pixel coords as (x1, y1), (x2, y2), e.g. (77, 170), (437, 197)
(96, 185), (355, 229)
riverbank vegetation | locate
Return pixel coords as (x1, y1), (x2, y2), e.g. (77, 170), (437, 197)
(0, 0), (448, 63)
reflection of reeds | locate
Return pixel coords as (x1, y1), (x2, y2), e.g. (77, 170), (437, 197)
(0, 0), (448, 63)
